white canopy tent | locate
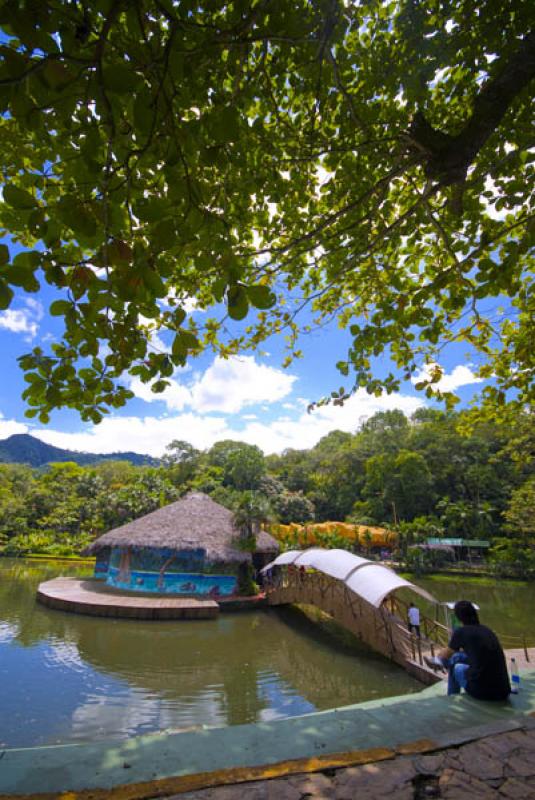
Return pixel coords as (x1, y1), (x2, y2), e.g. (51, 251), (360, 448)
(292, 548), (369, 581)
(261, 548), (436, 608)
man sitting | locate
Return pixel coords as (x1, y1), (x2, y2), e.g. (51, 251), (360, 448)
(425, 600), (511, 700)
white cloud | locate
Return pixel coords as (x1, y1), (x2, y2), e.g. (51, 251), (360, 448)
(23, 298), (45, 320)
(35, 414), (231, 456)
(129, 376), (192, 411)
(191, 356), (296, 413)
(159, 291), (200, 316)
(0, 298), (44, 340)
(130, 355), (297, 415)
(0, 415), (29, 438)
(0, 621), (19, 644)
(230, 390), (425, 453)
(411, 363), (484, 393)
(137, 315), (170, 355)
(28, 388), (424, 456)
(182, 296), (199, 314)
(71, 681), (225, 740)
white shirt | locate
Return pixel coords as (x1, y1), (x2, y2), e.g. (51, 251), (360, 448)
(408, 606), (420, 626)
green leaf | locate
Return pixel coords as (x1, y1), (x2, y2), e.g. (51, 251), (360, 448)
(42, 61), (71, 89)
(0, 279), (14, 309)
(153, 218), (177, 250)
(171, 333), (187, 362)
(57, 199), (97, 240)
(246, 284), (277, 310)
(108, 240), (133, 266)
(142, 268), (166, 296)
(212, 278), (227, 302)
(102, 64), (140, 94)
(50, 300), (72, 316)
(172, 307), (187, 327)
(179, 330), (199, 350)
(210, 106), (241, 143)
(0, 244), (9, 265)
(133, 87), (154, 135)
(227, 285), (249, 320)
(0, 46), (28, 78)
(13, 250), (41, 269)
(134, 197), (170, 223)
(3, 184), (38, 209)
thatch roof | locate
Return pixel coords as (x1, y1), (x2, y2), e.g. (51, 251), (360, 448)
(256, 528), (281, 554)
(84, 491), (280, 563)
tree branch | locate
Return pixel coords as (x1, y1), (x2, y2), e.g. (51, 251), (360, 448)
(408, 29), (535, 185)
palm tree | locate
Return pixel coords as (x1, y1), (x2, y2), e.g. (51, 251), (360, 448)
(232, 492), (273, 551)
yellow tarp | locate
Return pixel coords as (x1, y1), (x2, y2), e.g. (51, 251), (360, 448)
(268, 522), (397, 549)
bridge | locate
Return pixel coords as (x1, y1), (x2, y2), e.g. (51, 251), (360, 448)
(262, 548), (450, 684)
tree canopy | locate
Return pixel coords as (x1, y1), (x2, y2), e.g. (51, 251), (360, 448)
(1, 407), (534, 575)
(0, 0), (533, 422)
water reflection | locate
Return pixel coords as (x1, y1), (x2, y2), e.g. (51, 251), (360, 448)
(0, 559), (419, 747)
(409, 576), (535, 646)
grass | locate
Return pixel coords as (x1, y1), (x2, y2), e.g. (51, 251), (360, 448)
(401, 571), (528, 588)
(1, 552), (95, 564)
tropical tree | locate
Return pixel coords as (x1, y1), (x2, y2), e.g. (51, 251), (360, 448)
(0, 1), (533, 422)
(162, 439), (201, 486)
(273, 491), (315, 525)
(504, 476), (535, 539)
(232, 492), (273, 550)
(223, 444), (266, 491)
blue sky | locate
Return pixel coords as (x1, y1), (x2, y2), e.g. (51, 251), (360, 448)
(0, 243), (487, 456)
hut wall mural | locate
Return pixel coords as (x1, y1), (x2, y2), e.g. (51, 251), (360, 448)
(84, 492), (279, 598)
(107, 547), (240, 596)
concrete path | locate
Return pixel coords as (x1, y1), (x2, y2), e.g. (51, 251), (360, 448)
(172, 721), (535, 799)
(1, 671), (535, 799)
(504, 648), (534, 671)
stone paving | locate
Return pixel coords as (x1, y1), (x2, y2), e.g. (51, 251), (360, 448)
(166, 723), (535, 800)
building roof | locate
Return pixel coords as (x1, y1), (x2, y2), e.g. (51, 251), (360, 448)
(84, 491), (280, 564)
(262, 548), (437, 608)
(426, 538), (490, 548)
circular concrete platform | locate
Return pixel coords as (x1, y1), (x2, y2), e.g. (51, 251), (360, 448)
(36, 577), (219, 620)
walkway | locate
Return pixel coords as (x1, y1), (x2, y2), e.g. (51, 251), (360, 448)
(267, 568), (446, 684)
(167, 720), (535, 799)
(36, 577), (219, 620)
(2, 670), (535, 798)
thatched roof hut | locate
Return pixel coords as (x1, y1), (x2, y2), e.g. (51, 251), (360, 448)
(85, 491), (279, 564)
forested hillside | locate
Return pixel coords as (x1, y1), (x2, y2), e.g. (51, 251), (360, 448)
(0, 433), (157, 467)
(1, 408), (533, 575)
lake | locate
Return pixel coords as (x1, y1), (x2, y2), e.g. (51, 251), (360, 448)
(1, 558), (420, 747)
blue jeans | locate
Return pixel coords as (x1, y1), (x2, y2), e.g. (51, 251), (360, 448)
(442, 652), (470, 695)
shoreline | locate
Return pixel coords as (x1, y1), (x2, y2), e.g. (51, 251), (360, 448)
(1, 670), (534, 799)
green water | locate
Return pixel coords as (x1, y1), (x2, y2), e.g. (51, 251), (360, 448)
(0, 559), (420, 748)
(412, 574), (535, 646)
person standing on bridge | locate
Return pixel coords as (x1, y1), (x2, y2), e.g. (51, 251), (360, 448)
(407, 602), (421, 638)
(425, 600), (510, 700)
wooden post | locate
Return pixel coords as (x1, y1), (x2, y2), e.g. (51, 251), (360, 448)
(524, 635), (530, 662)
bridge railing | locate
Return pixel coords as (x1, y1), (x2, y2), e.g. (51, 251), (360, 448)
(386, 595), (451, 647)
(264, 567), (447, 668)
(265, 567), (532, 672)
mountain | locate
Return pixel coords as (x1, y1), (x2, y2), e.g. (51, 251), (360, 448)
(0, 434), (158, 468)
